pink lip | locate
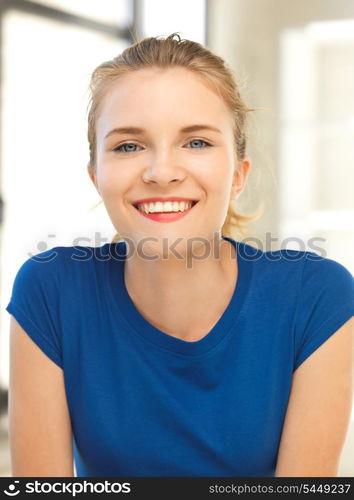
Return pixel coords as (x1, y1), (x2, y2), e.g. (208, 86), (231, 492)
(133, 196), (197, 205)
(133, 202), (197, 223)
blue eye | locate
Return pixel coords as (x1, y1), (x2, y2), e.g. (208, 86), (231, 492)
(114, 143), (141, 153)
(187, 139), (210, 149)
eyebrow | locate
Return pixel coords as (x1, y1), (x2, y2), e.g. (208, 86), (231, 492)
(104, 124), (222, 140)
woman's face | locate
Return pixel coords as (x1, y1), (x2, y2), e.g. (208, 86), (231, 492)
(89, 66), (250, 257)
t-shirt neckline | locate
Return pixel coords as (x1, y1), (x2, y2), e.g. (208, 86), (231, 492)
(106, 236), (253, 357)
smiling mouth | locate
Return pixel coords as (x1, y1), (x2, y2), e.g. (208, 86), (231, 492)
(132, 200), (199, 214)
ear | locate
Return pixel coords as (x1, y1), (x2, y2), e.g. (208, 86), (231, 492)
(230, 156), (251, 201)
(87, 162), (100, 195)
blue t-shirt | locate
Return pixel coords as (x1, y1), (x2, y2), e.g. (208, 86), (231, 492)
(5, 236), (354, 477)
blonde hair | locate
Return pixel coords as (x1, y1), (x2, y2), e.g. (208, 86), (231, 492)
(86, 32), (263, 242)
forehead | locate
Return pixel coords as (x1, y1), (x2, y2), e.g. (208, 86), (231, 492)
(96, 67), (232, 135)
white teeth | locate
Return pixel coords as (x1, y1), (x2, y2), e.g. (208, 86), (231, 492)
(137, 200), (194, 214)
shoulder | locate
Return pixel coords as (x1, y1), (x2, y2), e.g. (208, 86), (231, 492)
(9, 243), (114, 291)
(9, 247), (63, 290)
(251, 244), (353, 287)
(301, 251), (354, 285)
(297, 251), (354, 305)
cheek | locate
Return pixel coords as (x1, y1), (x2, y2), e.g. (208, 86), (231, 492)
(95, 164), (130, 197)
(202, 162), (234, 197)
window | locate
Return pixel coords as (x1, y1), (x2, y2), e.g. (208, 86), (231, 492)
(279, 20), (354, 274)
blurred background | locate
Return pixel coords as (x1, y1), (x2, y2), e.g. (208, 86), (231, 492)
(0, 0), (353, 477)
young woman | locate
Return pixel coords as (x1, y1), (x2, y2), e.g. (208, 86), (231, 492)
(6, 33), (354, 477)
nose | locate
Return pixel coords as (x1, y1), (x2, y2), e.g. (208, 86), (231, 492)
(142, 149), (185, 186)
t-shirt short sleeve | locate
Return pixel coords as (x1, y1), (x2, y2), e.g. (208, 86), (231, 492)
(5, 249), (63, 368)
(293, 252), (354, 371)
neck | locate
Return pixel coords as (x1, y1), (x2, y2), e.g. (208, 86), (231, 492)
(122, 235), (237, 337)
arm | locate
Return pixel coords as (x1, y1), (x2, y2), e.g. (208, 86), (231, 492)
(9, 316), (74, 476)
(275, 316), (354, 477)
